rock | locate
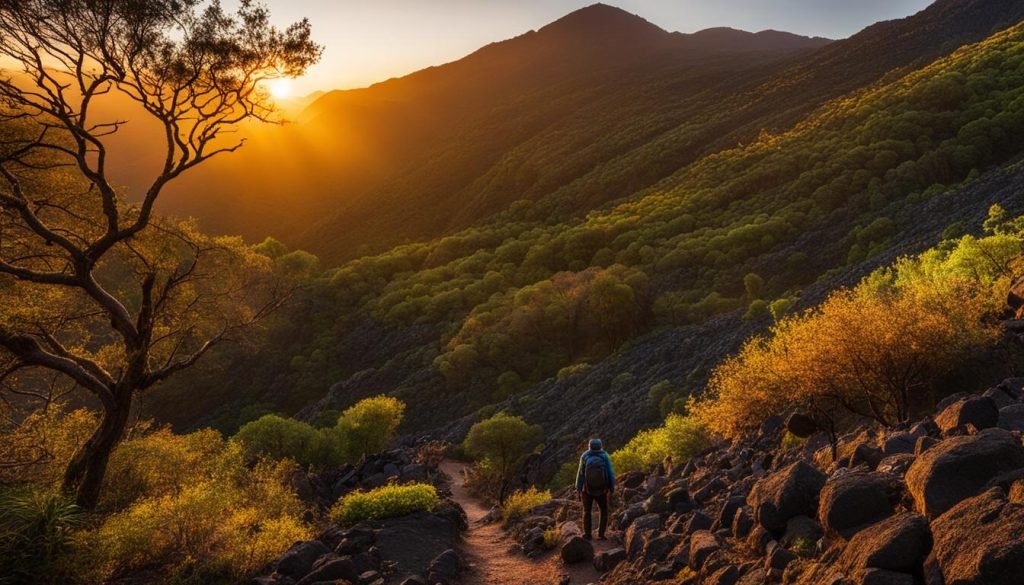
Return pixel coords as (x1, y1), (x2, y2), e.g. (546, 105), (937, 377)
(560, 536), (594, 564)
(425, 549), (459, 584)
(716, 495), (746, 530)
(766, 541), (797, 570)
(689, 530), (720, 570)
(998, 403), (1024, 431)
(781, 516), (823, 552)
(593, 547), (626, 572)
(732, 507), (754, 538)
(682, 510), (714, 535)
(375, 511), (460, 579)
(624, 513), (661, 557)
(882, 433), (916, 456)
(849, 443), (884, 470)
(840, 513), (932, 574)
(641, 533), (678, 563)
(276, 540), (330, 579)
(850, 568), (915, 585)
(914, 436), (938, 455)
(786, 413), (819, 438)
(934, 396), (999, 434)
(983, 387), (1017, 409)
(875, 454), (915, 477)
(399, 578), (427, 585)
(706, 565), (740, 585)
(905, 428), (1024, 517)
(295, 557), (359, 585)
(930, 487), (1024, 585)
(666, 486), (693, 513)
(749, 461), (826, 533)
(818, 471), (900, 538)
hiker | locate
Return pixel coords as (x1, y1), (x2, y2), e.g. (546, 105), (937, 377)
(575, 438), (615, 540)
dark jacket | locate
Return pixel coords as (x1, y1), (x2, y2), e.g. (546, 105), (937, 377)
(575, 449), (615, 492)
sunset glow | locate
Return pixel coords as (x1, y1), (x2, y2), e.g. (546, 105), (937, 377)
(268, 78), (292, 99)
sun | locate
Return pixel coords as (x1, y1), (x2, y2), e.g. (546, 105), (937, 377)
(268, 78), (293, 99)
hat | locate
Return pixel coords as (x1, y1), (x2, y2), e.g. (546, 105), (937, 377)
(589, 438), (603, 451)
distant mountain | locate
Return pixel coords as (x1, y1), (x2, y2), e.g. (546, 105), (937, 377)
(151, 4), (830, 261)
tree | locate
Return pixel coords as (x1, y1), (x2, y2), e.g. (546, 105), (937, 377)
(336, 396), (405, 461)
(462, 413), (542, 503)
(0, 0), (321, 507)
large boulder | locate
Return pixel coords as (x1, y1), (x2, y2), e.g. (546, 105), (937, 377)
(905, 428), (1024, 517)
(839, 513), (932, 574)
(818, 471), (901, 538)
(929, 487), (1024, 585)
(748, 461), (826, 533)
(933, 396), (999, 434)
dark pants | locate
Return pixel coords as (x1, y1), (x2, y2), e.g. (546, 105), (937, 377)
(582, 492), (608, 537)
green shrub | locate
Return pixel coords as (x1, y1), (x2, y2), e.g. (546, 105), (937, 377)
(611, 415), (710, 473)
(463, 413), (543, 503)
(501, 487), (551, 526)
(336, 396), (405, 461)
(557, 363), (593, 380)
(0, 488), (84, 584)
(329, 483), (439, 525)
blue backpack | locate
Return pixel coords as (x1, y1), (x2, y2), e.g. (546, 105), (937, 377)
(584, 454), (609, 495)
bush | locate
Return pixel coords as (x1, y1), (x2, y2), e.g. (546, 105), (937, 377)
(0, 489), (84, 584)
(463, 413), (543, 503)
(80, 432), (310, 583)
(233, 414), (340, 468)
(693, 229), (1010, 440)
(232, 396), (406, 467)
(329, 483), (439, 525)
(336, 396), (405, 461)
(500, 487), (551, 526)
(612, 414), (710, 473)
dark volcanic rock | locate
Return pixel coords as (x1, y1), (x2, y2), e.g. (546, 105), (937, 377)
(905, 428), (1024, 517)
(749, 461), (826, 533)
(275, 540), (330, 579)
(929, 487), (1024, 585)
(375, 511), (461, 578)
(840, 513), (932, 574)
(818, 471), (900, 538)
(934, 396), (999, 434)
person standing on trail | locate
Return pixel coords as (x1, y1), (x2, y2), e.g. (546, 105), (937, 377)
(575, 438), (615, 540)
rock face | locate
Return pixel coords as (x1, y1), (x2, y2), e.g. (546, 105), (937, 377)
(929, 487), (1024, 585)
(905, 428), (1024, 517)
(749, 461), (826, 533)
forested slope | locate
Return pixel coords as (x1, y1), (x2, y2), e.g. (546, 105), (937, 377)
(148, 8), (1024, 443)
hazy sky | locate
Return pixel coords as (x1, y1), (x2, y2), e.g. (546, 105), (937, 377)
(259, 0), (936, 93)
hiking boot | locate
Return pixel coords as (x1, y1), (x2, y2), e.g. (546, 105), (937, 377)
(597, 534), (607, 540)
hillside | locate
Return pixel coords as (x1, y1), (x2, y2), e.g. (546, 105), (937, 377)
(147, 3), (1024, 447)
(148, 4), (829, 261)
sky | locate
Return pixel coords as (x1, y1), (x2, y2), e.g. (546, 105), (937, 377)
(258, 0), (936, 94)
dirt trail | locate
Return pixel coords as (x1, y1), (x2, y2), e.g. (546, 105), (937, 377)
(440, 459), (609, 585)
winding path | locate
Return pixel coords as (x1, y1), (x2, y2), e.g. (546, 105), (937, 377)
(440, 460), (607, 585)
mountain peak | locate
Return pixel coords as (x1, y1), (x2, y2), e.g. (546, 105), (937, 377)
(538, 3), (667, 41)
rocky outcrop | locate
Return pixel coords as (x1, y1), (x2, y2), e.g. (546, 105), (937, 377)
(590, 376), (1024, 585)
(253, 447), (467, 585)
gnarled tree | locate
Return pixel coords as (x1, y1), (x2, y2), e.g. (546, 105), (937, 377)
(0, 0), (320, 507)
